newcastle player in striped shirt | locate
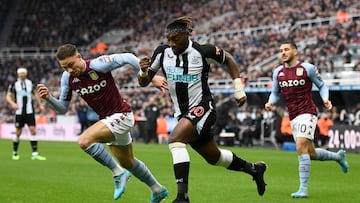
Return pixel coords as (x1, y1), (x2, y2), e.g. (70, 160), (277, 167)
(138, 16), (267, 202)
(6, 67), (46, 160)
(37, 44), (168, 202)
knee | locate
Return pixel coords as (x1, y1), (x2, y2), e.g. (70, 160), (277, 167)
(295, 141), (305, 153)
(78, 135), (92, 150)
(29, 127), (36, 135)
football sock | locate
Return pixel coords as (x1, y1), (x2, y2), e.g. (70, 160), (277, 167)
(298, 154), (311, 190)
(129, 158), (162, 193)
(226, 151), (256, 175)
(30, 135), (38, 155)
(169, 142), (190, 200)
(84, 143), (117, 171)
(174, 162), (190, 200)
(12, 135), (20, 155)
(111, 164), (124, 177)
(315, 148), (340, 161)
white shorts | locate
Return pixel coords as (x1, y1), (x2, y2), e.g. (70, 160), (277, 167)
(101, 112), (135, 146)
(290, 114), (318, 142)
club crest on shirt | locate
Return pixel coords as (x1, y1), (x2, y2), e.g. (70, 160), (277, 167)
(88, 70), (99, 80)
(296, 68), (303, 76)
(191, 56), (201, 64)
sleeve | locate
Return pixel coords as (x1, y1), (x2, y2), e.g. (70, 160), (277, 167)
(305, 64), (329, 100)
(202, 44), (226, 64)
(7, 83), (15, 94)
(268, 67), (281, 104)
(31, 81), (36, 94)
(149, 45), (167, 73)
(46, 72), (71, 114)
(90, 53), (140, 73)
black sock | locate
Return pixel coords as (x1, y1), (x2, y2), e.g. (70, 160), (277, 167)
(174, 162), (190, 200)
(13, 141), (20, 155)
(30, 140), (38, 153)
(227, 153), (256, 175)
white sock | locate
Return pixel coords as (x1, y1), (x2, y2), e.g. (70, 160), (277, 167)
(111, 164), (124, 177)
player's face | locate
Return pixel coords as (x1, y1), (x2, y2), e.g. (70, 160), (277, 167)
(279, 44), (297, 65)
(166, 32), (189, 54)
(17, 72), (27, 80)
(58, 53), (85, 77)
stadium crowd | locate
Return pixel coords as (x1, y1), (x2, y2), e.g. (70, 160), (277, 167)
(1, 0), (360, 146)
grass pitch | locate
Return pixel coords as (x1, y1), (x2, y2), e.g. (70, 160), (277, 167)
(0, 139), (359, 203)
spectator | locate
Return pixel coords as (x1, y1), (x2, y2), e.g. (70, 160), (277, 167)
(86, 106), (99, 126)
(156, 113), (169, 144)
(143, 96), (160, 144)
(76, 98), (88, 134)
(278, 110), (294, 145)
(315, 112), (334, 148)
(36, 109), (49, 124)
(241, 112), (255, 147)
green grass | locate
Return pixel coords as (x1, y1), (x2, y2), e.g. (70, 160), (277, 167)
(0, 139), (359, 203)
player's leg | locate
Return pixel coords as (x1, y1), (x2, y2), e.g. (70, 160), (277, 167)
(168, 118), (197, 203)
(12, 127), (22, 160)
(27, 114), (46, 160)
(309, 129), (348, 172)
(12, 115), (23, 160)
(109, 144), (168, 203)
(291, 114), (317, 198)
(292, 137), (312, 198)
(313, 147), (348, 173)
(78, 120), (127, 199)
(193, 137), (267, 196)
(105, 112), (168, 202)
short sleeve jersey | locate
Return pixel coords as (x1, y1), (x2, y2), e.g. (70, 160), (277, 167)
(149, 40), (225, 118)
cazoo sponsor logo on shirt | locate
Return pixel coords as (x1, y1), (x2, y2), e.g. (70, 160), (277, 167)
(75, 80), (107, 96)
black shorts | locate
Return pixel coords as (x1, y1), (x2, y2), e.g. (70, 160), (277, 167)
(183, 100), (217, 149)
(15, 114), (36, 128)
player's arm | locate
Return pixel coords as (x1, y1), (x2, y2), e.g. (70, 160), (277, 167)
(204, 44), (246, 107)
(138, 56), (157, 87)
(90, 53), (141, 73)
(224, 51), (246, 107)
(265, 68), (281, 111)
(138, 45), (166, 87)
(5, 88), (18, 110)
(37, 72), (71, 114)
(306, 64), (332, 110)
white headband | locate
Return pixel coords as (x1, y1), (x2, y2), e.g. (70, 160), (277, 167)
(17, 67), (28, 74)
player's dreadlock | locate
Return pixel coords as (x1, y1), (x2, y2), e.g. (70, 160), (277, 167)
(165, 16), (193, 35)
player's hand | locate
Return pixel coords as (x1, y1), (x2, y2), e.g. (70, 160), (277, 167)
(323, 100), (332, 110)
(140, 57), (150, 72)
(37, 84), (51, 100)
(11, 103), (19, 110)
(236, 96), (247, 107)
(264, 102), (273, 111)
(152, 75), (168, 91)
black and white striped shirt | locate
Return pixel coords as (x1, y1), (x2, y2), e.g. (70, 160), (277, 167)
(8, 78), (35, 115)
(149, 40), (225, 118)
